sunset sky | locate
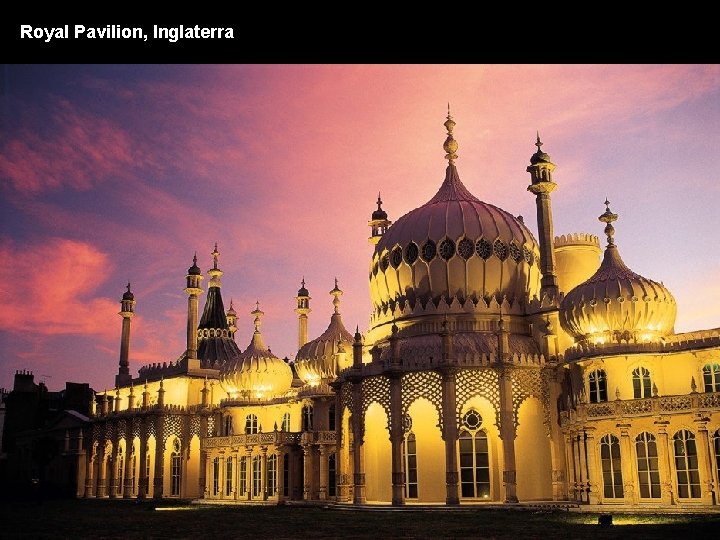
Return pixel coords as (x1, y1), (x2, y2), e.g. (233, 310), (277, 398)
(1, 64), (718, 392)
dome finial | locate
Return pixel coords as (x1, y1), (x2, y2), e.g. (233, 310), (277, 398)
(301, 277), (306, 288)
(251, 300), (264, 333)
(598, 199), (619, 247)
(377, 192), (383, 210)
(443, 105), (458, 164)
(211, 243), (219, 270)
(535, 131), (542, 151)
(330, 278), (343, 314)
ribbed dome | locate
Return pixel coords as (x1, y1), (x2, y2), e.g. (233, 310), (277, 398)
(295, 312), (353, 385)
(370, 163), (541, 319)
(220, 306), (292, 398)
(560, 204), (676, 346)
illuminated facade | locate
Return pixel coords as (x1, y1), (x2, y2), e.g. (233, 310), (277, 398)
(84, 113), (720, 508)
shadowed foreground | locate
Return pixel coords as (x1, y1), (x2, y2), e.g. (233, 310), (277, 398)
(2, 499), (720, 539)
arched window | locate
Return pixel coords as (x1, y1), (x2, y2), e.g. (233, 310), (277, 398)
(281, 412), (291, 432)
(673, 430), (700, 498)
(116, 446), (124, 495)
(703, 364), (720, 392)
(238, 456), (247, 496)
(600, 434), (623, 498)
(328, 452), (337, 497)
(404, 432), (418, 499)
(632, 367), (652, 398)
(225, 456), (233, 497)
(458, 410), (490, 498)
(224, 416), (233, 435)
(245, 414), (258, 434)
(635, 432), (660, 498)
(212, 456), (220, 496)
(302, 405), (314, 431)
(267, 454), (277, 496)
(171, 439), (182, 497)
(588, 370), (608, 403)
(252, 455), (262, 497)
(328, 404), (336, 431)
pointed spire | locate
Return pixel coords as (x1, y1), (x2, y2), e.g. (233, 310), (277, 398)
(211, 242), (219, 270)
(535, 131), (542, 151)
(598, 199), (619, 247)
(443, 105), (459, 164)
(529, 131), (553, 165)
(207, 243), (224, 288)
(252, 300), (264, 333)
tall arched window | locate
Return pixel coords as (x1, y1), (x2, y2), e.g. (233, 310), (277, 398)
(267, 454), (277, 496)
(281, 412), (291, 432)
(245, 414), (258, 434)
(673, 430), (700, 498)
(703, 364), (720, 392)
(632, 367), (652, 398)
(116, 446), (124, 495)
(329, 404), (336, 431)
(600, 434), (623, 498)
(458, 410), (490, 498)
(171, 439), (181, 497)
(635, 432), (660, 498)
(224, 416), (233, 435)
(588, 370), (608, 403)
(713, 429), (720, 489)
(225, 456), (233, 497)
(404, 432), (418, 499)
(212, 456), (220, 496)
(238, 456), (247, 496)
(302, 405), (314, 431)
(252, 455), (262, 497)
(328, 452), (337, 497)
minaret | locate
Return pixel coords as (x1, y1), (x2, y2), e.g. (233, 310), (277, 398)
(295, 278), (311, 350)
(185, 253), (204, 371)
(368, 193), (391, 244)
(226, 300), (237, 338)
(526, 133), (560, 299)
(116, 283), (135, 388)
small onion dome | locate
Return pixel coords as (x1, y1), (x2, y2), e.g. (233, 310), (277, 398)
(226, 301), (237, 318)
(188, 253), (201, 275)
(559, 201), (676, 346)
(529, 132), (552, 165)
(372, 193), (388, 221)
(220, 303), (292, 399)
(295, 280), (354, 385)
(297, 278), (309, 297)
(122, 282), (134, 301)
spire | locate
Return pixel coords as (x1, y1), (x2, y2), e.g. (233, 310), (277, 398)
(188, 252), (201, 276)
(207, 243), (223, 288)
(443, 104), (459, 164)
(599, 199), (619, 247)
(369, 192), (391, 244)
(535, 131), (542, 152)
(252, 301), (264, 333)
(330, 278), (343, 314)
(211, 242), (219, 270)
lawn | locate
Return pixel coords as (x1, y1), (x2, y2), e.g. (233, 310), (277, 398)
(2, 499), (719, 539)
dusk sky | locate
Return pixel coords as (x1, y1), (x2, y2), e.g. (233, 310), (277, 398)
(0, 64), (718, 393)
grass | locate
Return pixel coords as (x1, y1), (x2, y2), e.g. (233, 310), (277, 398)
(2, 499), (719, 539)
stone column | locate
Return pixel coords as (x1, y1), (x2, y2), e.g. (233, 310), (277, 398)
(276, 448), (285, 502)
(544, 367), (568, 500)
(138, 427), (148, 499)
(108, 444), (118, 499)
(96, 446), (108, 498)
(618, 425), (637, 504)
(123, 441), (134, 498)
(302, 445), (312, 500)
(261, 446), (268, 501)
(84, 442), (96, 498)
(198, 415), (208, 498)
(351, 379), (366, 504)
(440, 368), (459, 505)
(576, 431), (588, 502)
(245, 448), (253, 500)
(153, 417), (165, 499)
(584, 427), (600, 504)
(319, 445), (329, 500)
(498, 367), (518, 502)
(563, 432), (576, 502)
(388, 370), (405, 506)
(695, 420), (716, 505)
(655, 422), (674, 505)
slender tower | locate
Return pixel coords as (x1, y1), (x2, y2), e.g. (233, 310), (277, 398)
(116, 283), (135, 387)
(368, 193), (391, 244)
(526, 133), (560, 299)
(295, 278), (311, 350)
(184, 253), (204, 371)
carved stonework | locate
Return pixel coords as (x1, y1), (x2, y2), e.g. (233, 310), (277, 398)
(455, 369), (499, 429)
(401, 370), (443, 434)
(354, 473), (366, 486)
(341, 382), (353, 415)
(361, 376), (392, 433)
(164, 415), (182, 438)
(190, 416), (200, 438)
(510, 368), (543, 431)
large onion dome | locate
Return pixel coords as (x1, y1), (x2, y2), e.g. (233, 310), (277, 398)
(294, 279), (354, 385)
(560, 201), (676, 346)
(369, 112), (541, 321)
(220, 303), (292, 399)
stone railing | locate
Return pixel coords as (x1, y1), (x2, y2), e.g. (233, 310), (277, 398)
(561, 391), (720, 426)
(202, 431), (301, 449)
(300, 431), (337, 445)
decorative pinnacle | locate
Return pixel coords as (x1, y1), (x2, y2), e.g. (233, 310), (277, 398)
(443, 105), (458, 164)
(126, 282), (131, 293)
(251, 301), (264, 333)
(377, 192), (383, 210)
(193, 253), (197, 265)
(535, 131), (542, 152)
(301, 277), (306, 289)
(598, 199), (619, 247)
(330, 278), (343, 314)
(211, 243), (219, 269)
